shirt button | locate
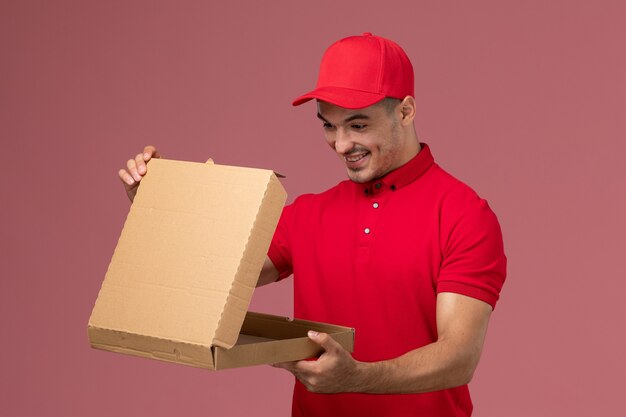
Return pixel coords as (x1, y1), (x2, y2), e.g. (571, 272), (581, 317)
(364, 228), (371, 234)
(375, 183), (382, 189)
(373, 202), (379, 209)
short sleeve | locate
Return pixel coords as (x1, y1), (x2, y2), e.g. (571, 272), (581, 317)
(437, 193), (507, 309)
(268, 202), (294, 280)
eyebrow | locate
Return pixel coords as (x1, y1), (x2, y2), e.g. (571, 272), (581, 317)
(316, 112), (328, 122)
(317, 112), (371, 124)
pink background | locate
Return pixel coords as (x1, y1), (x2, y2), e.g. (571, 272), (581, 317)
(2, 1), (625, 416)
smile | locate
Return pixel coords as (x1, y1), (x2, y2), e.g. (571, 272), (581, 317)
(345, 152), (369, 163)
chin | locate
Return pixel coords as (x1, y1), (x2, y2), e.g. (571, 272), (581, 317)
(346, 169), (373, 184)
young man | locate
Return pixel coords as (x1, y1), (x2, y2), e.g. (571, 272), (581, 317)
(119, 33), (506, 417)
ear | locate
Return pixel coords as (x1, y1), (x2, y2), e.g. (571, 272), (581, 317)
(399, 96), (417, 126)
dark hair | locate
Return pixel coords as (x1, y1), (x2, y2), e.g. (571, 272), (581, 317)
(380, 97), (402, 114)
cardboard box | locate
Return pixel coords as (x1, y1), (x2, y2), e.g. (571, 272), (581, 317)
(88, 158), (354, 370)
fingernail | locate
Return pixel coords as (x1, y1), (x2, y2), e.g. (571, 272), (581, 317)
(126, 177), (134, 185)
(308, 330), (319, 338)
(144, 153), (150, 159)
(138, 166), (146, 174)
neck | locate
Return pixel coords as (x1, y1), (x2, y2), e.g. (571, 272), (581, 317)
(398, 130), (421, 168)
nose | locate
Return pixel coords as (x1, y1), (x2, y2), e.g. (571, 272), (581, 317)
(333, 128), (353, 154)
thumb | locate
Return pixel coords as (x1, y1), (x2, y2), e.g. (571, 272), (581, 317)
(308, 331), (340, 353)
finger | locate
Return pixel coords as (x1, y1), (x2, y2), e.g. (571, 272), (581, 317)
(143, 145), (161, 161)
(127, 159), (142, 182)
(308, 331), (340, 353)
(135, 152), (147, 175)
(118, 168), (135, 187)
(275, 360), (313, 374)
(292, 358), (317, 373)
(271, 361), (298, 371)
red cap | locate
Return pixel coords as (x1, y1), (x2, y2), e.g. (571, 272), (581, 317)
(292, 33), (414, 109)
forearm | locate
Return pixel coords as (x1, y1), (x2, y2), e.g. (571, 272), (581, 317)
(353, 338), (480, 394)
(256, 256), (279, 287)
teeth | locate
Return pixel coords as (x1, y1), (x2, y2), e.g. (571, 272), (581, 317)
(346, 153), (367, 162)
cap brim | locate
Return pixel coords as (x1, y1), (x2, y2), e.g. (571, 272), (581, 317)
(292, 86), (385, 109)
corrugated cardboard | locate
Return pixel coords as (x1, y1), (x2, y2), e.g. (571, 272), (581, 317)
(88, 159), (354, 370)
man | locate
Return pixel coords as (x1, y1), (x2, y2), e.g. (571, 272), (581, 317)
(119, 33), (506, 417)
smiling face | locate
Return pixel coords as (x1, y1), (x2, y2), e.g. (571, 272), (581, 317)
(317, 97), (419, 183)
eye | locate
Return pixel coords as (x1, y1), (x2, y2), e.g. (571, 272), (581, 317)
(322, 122), (334, 130)
(351, 124), (366, 130)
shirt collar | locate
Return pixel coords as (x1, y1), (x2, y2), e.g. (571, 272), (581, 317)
(361, 142), (434, 196)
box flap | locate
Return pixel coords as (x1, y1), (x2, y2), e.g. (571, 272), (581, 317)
(88, 325), (215, 369)
(88, 159), (287, 353)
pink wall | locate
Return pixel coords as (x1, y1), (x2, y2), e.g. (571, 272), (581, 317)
(2, 1), (625, 416)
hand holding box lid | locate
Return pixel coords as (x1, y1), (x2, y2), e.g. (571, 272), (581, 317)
(117, 145), (162, 202)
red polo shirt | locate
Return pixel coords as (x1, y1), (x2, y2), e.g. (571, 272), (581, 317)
(268, 143), (506, 417)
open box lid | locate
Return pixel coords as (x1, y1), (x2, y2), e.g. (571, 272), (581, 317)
(88, 158), (287, 351)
